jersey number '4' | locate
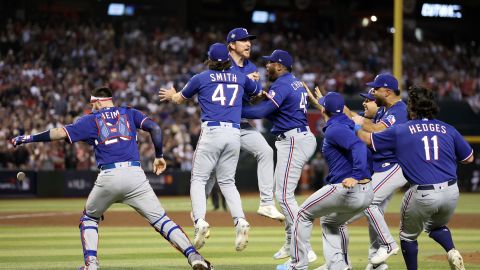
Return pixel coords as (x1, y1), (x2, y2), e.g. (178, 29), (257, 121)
(212, 84), (239, 106)
(421, 135), (439, 161)
(299, 92), (308, 113)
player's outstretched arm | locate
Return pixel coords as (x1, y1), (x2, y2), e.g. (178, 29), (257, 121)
(356, 129), (372, 146)
(302, 82), (323, 110)
(11, 127), (67, 147)
(140, 118), (166, 175)
(159, 87), (186, 104)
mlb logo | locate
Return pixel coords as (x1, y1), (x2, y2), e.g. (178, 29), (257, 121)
(110, 128), (118, 132)
(386, 115), (396, 125)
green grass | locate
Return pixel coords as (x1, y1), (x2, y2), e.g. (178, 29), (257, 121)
(0, 226), (479, 269)
(1, 194), (480, 269)
(1, 192), (479, 213)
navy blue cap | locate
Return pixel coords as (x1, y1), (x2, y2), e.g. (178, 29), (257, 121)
(226, 28), (256, 43)
(318, 92), (345, 114)
(208, 43), (229, 62)
(366, 73), (399, 93)
(360, 88), (375, 101)
(262, 50), (293, 69)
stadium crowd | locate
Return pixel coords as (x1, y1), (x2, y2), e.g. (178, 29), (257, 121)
(0, 17), (479, 171)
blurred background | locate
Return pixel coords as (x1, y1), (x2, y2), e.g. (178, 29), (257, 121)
(0, 0), (479, 198)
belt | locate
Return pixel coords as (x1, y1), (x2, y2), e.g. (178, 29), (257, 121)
(205, 121), (240, 129)
(417, 179), (457, 190)
(100, 161), (141, 170)
(276, 126), (310, 140)
(358, 179), (371, 185)
(240, 122), (253, 129)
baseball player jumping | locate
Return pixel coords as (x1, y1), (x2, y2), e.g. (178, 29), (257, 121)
(204, 27), (285, 221)
(357, 85), (474, 270)
(11, 86), (213, 270)
(241, 49), (318, 263)
(159, 43), (260, 252)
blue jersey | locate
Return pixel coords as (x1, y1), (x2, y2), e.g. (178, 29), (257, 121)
(322, 114), (371, 184)
(230, 57), (262, 104)
(371, 119), (473, 185)
(371, 101), (408, 172)
(63, 107), (148, 167)
(181, 68), (260, 124)
(265, 73), (309, 134)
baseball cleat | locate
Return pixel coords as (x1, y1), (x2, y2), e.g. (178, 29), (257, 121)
(365, 263), (389, 270)
(78, 256), (99, 270)
(370, 245), (399, 265)
(191, 259), (214, 270)
(257, 205), (286, 222)
(193, 219), (210, 250)
(308, 249), (318, 263)
(273, 243), (291, 259)
(447, 249), (465, 270)
(234, 218), (250, 251)
(191, 212), (210, 238)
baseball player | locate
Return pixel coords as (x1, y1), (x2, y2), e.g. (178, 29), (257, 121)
(159, 43), (260, 251)
(347, 73), (409, 268)
(357, 85), (474, 270)
(277, 92), (374, 270)
(10, 86), (212, 270)
(241, 49), (318, 262)
(204, 27), (285, 221)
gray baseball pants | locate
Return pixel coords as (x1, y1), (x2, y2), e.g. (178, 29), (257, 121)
(345, 164), (408, 258)
(275, 130), (316, 246)
(190, 123), (245, 223)
(289, 182), (374, 270)
(80, 165), (196, 265)
(205, 126), (275, 206)
(400, 181), (459, 241)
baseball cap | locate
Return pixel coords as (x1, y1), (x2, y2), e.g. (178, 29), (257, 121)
(318, 92), (345, 114)
(208, 43), (229, 62)
(360, 88), (375, 101)
(226, 28), (256, 43)
(262, 50), (293, 69)
(366, 73), (399, 93)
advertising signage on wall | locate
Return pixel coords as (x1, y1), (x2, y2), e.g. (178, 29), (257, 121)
(421, 3), (462, 19)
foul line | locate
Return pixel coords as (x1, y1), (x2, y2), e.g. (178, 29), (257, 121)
(0, 212), (76, 220)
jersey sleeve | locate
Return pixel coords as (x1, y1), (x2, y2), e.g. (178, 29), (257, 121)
(453, 129), (474, 161)
(370, 125), (398, 152)
(180, 75), (201, 99)
(380, 105), (408, 127)
(266, 84), (287, 108)
(243, 75), (261, 96)
(130, 108), (150, 129)
(63, 115), (97, 144)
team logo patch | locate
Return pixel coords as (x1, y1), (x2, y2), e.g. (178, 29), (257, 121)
(386, 114), (396, 125)
(110, 128), (117, 132)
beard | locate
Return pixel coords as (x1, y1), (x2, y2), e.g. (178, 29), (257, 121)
(375, 97), (386, 107)
(267, 67), (277, 82)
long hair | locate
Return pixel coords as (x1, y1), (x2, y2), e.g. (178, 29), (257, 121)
(407, 85), (439, 119)
(204, 59), (232, 71)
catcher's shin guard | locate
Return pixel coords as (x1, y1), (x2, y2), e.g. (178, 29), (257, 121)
(79, 214), (100, 266)
(151, 212), (196, 257)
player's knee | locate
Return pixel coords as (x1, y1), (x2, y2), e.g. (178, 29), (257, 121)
(79, 214), (99, 229)
(399, 231), (419, 242)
